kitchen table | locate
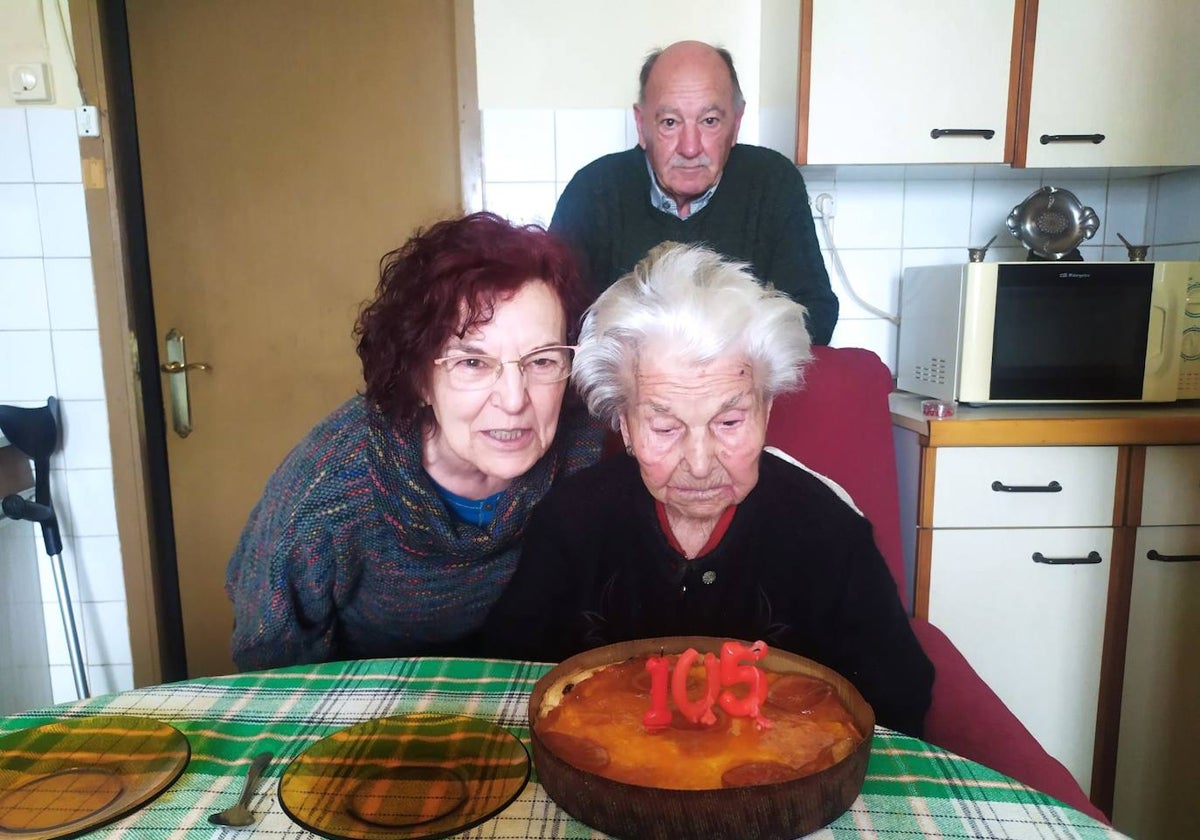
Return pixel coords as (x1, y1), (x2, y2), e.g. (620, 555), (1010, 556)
(0, 656), (1129, 839)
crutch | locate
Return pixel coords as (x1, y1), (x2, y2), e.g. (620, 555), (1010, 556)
(0, 397), (90, 700)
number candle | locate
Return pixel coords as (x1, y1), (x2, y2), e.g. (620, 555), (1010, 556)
(670, 648), (721, 726)
(717, 640), (772, 729)
(641, 640), (773, 731)
(642, 655), (673, 730)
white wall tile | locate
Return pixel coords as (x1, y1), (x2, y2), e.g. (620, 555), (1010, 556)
(903, 180), (972, 248)
(0, 330), (55, 402)
(36, 546), (80, 606)
(1153, 169), (1200, 245)
(35, 183), (91, 257)
(482, 181), (558, 227)
(1103, 178), (1151, 247)
(82, 600), (131, 664)
(901, 248), (967, 272)
(0, 109), (33, 182)
(27, 108), (82, 183)
(49, 664), (79, 703)
(59, 399), (111, 470)
(50, 329), (104, 399)
(44, 258), (97, 329)
(826, 248), (901, 320)
(87, 663), (134, 696)
(42, 610), (70, 666)
(0, 184), (42, 257)
(829, 180), (903, 249)
(73, 535), (126, 603)
(555, 109), (626, 184)
(0, 258), (49, 329)
(60, 469), (118, 537)
(481, 109), (555, 182)
(624, 110), (639, 148)
(830, 317), (900, 374)
(968, 178), (1041, 250)
(1151, 243), (1200, 261)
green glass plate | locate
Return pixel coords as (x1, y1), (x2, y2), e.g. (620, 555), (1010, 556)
(279, 713), (529, 840)
(0, 715), (189, 839)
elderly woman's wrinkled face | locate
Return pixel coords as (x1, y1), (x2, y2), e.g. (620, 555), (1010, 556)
(620, 351), (768, 522)
(424, 280), (569, 495)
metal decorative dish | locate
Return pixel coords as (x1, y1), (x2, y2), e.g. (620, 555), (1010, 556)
(1006, 186), (1100, 259)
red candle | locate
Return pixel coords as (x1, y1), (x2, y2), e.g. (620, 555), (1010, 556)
(716, 640), (773, 729)
(670, 648), (720, 726)
(642, 654), (673, 730)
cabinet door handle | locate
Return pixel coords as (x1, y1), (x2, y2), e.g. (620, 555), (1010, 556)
(1039, 133), (1105, 145)
(930, 128), (996, 140)
(1032, 551), (1103, 565)
(991, 480), (1062, 493)
(1147, 549), (1200, 563)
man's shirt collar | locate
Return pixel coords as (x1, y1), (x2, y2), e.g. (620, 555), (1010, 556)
(645, 153), (718, 220)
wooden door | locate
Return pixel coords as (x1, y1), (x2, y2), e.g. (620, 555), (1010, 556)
(125, 0), (463, 677)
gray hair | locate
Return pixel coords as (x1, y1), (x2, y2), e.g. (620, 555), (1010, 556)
(573, 243), (812, 428)
(638, 44), (746, 110)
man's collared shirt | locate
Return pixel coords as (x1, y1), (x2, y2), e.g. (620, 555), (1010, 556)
(645, 155), (718, 219)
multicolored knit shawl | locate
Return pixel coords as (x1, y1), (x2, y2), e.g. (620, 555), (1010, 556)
(226, 396), (603, 670)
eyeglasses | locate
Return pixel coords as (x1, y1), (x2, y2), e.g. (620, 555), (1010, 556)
(432, 345), (576, 390)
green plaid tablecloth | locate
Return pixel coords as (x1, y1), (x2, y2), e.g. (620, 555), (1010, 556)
(0, 657), (1129, 839)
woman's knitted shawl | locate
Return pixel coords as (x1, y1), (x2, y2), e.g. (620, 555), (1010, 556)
(226, 396), (603, 670)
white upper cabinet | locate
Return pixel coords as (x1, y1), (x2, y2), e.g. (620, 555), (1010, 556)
(800, 0), (1200, 168)
(1022, 0), (1200, 168)
(802, 0), (1016, 165)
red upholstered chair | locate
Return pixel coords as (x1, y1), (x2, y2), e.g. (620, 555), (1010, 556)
(765, 345), (1106, 823)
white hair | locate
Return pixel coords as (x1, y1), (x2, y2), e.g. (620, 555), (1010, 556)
(573, 242), (813, 428)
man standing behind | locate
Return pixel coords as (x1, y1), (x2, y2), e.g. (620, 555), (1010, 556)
(550, 40), (839, 344)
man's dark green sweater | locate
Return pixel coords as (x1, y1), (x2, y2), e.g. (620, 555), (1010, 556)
(549, 144), (839, 344)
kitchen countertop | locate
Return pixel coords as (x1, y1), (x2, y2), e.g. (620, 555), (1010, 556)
(890, 391), (1200, 446)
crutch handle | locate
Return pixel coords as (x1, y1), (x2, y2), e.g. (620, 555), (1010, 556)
(2, 494), (63, 555)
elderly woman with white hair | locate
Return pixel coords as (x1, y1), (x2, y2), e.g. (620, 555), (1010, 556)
(482, 242), (933, 736)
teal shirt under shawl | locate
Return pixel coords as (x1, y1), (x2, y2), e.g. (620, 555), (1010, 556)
(225, 396), (604, 671)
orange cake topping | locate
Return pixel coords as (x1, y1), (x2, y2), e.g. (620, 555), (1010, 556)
(535, 642), (863, 790)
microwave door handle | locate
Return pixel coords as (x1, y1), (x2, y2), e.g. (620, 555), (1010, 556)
(1146, 305), (1168, 366)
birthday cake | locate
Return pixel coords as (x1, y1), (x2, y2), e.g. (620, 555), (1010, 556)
(533, 641), (865, 791)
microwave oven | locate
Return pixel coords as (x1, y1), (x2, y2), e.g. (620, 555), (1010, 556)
(896, 261), (1200, 404)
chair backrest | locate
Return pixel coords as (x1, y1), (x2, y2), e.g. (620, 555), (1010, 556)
(764, 346), (907, 608)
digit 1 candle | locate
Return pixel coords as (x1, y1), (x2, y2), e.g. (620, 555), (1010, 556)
(642, 654), (673, 730)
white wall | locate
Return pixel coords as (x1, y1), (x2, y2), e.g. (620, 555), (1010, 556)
(473, 2), (1200, 372)
(0, 0), (130, 705)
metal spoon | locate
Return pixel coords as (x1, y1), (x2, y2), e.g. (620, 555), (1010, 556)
(208, 751), (273, 828)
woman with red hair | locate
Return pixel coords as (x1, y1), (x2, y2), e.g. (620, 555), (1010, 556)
(226, 212), (604, 670)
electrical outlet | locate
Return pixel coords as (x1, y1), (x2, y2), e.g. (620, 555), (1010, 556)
(8, 63), (52, 102)
(814, 192), (837, 219)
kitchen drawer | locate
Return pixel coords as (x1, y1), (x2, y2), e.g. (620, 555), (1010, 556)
(928, 526), (1113, 794)
(931, 447), (1118, 528)
(1140, 445), (1200, 526)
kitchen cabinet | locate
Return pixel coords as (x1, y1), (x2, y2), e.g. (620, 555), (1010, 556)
(924, 446), (1117, 793)
(1021, 0), (1200, 168)
(891, 395), (1200, 816)
(798, 0), (1200, 167)
(801, 0), (1016, 165)
(1111, 446), (1200, 840)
